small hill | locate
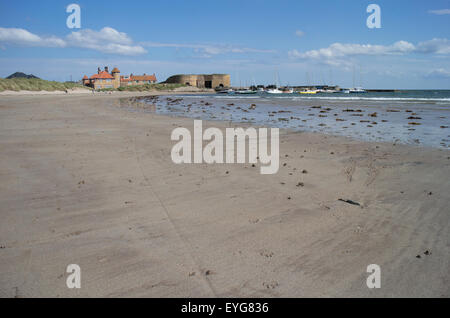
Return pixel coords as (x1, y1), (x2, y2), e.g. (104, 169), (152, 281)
(6, 72), (40, 80)
(0, 77), (87, 92)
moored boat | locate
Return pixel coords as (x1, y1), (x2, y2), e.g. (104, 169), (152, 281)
(216, 88), (234, 94)
(282, 87), (294, 94)
(266, 88), (283, 94)
(235, 89), (257, 95)
(299, 89), (318, 94)
(349, 87), (367, 93)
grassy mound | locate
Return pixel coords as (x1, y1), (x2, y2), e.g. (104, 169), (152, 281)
(0, 78), (87, 92)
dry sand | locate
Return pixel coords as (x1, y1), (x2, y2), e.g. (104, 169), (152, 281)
(0, 87), (93, 96)
(0, 86), (212, 96)
(0, 93), (448, 297)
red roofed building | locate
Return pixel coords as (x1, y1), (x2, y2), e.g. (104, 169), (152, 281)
(82, 75), (89, 86)
(82, 66), (120, 89)
(82, 67), (157, 90)
(90, 71), (114, 80)
(120, 73), (157, 86)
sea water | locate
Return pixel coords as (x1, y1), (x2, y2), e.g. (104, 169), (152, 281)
(141, 90), (450, 149)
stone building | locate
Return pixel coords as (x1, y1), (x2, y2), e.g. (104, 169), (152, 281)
(82, 67), (157, 89)
(82, 66), (120, 89)
(120, 73), (157, 86)
(164, 74), (230, 89)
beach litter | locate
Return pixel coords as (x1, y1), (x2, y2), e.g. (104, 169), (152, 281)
(338, 198), (361, 206)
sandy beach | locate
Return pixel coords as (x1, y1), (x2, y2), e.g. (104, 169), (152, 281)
(0, 93), (449, 297)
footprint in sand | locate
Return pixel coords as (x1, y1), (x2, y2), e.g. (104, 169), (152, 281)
(343, 161), (356, 182)
(262, 281), (279, 289)
(259, 249), (274, 258)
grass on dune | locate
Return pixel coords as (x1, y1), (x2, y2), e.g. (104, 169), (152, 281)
(0, 78), (87, 92)
(0, 78), (187, 92)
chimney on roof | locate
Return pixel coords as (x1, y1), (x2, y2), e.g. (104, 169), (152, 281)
(144, 73), (146, 76)
(105, 66), (109, 73)
(98, 67), (101, 74)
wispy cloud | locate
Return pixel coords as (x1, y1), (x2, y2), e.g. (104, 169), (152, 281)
(140, 41), (276, 56)
(425, 68), (450, 79)
(428, 9), (450, 15)
(0, 27), (146, 55)
(295, 30), (305, 38)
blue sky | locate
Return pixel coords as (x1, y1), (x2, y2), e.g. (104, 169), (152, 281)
(0, 0), (449, 88)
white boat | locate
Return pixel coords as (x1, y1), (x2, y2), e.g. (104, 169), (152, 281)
(266, 71), (284, 94)
(341, 89), (350, 94)
(318, 88), (339, 93)
(349, 66), (367, 93)
(266, 88), (283, 94)
(349, 87), (367, 93)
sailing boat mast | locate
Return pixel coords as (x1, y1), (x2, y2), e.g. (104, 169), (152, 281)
(352, 65), (355, 89)
(275, 70), (280, 88)
(359, 65), (363, 88)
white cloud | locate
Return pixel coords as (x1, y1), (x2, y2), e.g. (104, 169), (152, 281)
(288, 39), (450, 67)
(295, 30), (305, 38)
(66, 27), (146, 55)
(67, 27), (133, 46)
(0, 27), (66, 47)
(289, 41), (416, 60)
(416, 38), (450, 54)
(0, 26), (146, 56)
(99, 43), (147, 55)
(429, 9), (450, 15)
(425, 68), (450, 79)
(0, 27), (277, 57)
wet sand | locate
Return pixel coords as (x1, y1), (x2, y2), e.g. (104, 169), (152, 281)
(147, 94), (450, 149)
(0, 93), (449, 297)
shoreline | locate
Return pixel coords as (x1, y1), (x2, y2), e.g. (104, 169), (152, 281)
(0, 87), (215, 96)
(0, 93), (449, 297)
(130, 93), (450, 150)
